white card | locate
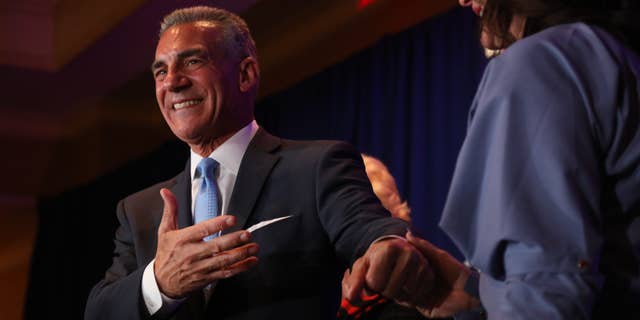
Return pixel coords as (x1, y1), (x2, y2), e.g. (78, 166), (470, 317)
(247, 215), (294, 233)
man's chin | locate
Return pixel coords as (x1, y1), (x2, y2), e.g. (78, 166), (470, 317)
(170, 128), (200, 144)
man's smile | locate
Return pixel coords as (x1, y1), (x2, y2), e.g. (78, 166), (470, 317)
(172, 98), (203, 110)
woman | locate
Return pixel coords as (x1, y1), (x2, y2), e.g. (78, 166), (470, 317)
(440, 0), (640, 318)
(346, 0), (640, 318)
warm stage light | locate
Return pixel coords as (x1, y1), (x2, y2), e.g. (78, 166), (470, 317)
(358, 0), (375, 10)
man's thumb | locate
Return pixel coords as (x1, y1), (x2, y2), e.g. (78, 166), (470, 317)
(406, 231), (438, 261)
(158, 188), (178, 234)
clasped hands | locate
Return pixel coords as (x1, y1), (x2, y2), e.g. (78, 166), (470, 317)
(342, 232), (480, 318)
(153, 187), (479, 315)
(154, 188), (259, 298)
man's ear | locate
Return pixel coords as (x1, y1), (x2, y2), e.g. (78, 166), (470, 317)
(239, 56), (259, 93)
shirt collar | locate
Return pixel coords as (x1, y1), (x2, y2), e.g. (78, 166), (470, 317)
(190, 120), (259, 180)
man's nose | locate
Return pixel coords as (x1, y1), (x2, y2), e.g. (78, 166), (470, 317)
(165, 69), (191, 92)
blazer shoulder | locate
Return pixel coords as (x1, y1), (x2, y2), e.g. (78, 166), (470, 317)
(279, 137), (358, 155)
(255, 127), (358, 155)
(270, 139), (362, 173)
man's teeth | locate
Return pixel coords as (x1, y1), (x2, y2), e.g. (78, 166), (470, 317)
(173, 99), (202, 110)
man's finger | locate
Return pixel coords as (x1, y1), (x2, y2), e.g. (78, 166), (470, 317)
(380, 249), (414, 300)
(341, 268), (351, 295)
(158, 188), (178, 234)
(344, 257), (369, 301)
(206, 230), (253, 254)
(182, 215), (236, 242)
(401, 255), (429, 303)
(200, 243), (259, 273)
(206, 256), (259, 281)
(404, 257), (434, 308)
(364, 240), (400, 293)
(189, 230), (254, 263)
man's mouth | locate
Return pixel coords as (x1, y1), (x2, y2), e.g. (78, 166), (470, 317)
(173, 99), (203, 110)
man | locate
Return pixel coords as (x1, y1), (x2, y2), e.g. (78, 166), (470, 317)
(85, 6), (431, 320)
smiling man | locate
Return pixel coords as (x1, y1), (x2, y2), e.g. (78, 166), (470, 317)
(85, 6), (432, 320)
(152, 19), (255, 157)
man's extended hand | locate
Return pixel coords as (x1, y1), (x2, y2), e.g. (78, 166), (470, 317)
(154, 188), (259, 298)
(342, 236), (434, 309)
(405, 231), (480, 318)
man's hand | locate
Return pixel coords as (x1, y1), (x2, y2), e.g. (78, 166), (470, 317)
(154, 188), (259, 298)
(342, 236), (434, 309)
(405, 231), (480, 318)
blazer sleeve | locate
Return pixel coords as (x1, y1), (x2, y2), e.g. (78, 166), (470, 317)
(313, 141), (409, 265)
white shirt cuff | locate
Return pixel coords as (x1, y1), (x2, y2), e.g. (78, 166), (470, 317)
(141, 259), (184, 315)
(371, 234), (407, 245)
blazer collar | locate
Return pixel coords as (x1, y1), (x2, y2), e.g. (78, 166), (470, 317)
(171, 160), (193, 229)
(225, 128), (281, 233)
(160, 161), (209, 318)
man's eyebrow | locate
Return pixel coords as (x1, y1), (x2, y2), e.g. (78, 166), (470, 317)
(151, 48), (207, 72)
(177, 48), (206, 60)
(151, 60), (165, 72)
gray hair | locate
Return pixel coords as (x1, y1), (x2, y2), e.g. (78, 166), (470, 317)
(159, 6), (257, 62)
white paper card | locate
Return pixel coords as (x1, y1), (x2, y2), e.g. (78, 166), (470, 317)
(247, 215), (294, 233)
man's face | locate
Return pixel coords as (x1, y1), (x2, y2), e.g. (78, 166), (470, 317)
(152, 22), (244, 148)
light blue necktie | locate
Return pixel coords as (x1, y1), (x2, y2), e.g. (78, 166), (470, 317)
(194, 158), (220, 241)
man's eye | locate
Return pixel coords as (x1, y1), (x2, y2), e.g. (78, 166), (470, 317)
(154, 70), (167, 79)
(186, 59), (202, 66)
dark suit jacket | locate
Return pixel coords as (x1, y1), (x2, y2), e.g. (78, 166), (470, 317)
(85, 129), (408, 320)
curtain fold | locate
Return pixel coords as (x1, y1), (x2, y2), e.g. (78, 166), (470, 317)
(256, 7), (487, 256)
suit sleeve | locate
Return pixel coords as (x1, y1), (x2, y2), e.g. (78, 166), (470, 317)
(85, 199), (150, 320)
(313, 141), (409, 266)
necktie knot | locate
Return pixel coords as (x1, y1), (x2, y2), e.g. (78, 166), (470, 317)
(197, 158), (219, 181)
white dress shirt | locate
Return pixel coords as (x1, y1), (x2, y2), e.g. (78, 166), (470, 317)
(142, 120), (259, 315)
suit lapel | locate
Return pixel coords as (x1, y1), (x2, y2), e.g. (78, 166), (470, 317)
(170, 160), (193, 229)
(167, 130), (280, 316)
(167, 160), (206, 318)
(225, 129), (281, 233)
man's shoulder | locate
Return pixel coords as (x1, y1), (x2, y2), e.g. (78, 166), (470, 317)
(274, 139), (361, 168)
(254, 128), (359, 158)
(276, 135), (357, 155)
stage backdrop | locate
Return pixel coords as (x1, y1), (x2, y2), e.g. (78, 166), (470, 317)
(26, 6), (486, 319)
(256, 6), (486, 257)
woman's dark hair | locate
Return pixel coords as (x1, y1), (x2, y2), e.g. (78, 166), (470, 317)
(481, 0), (640, 53)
